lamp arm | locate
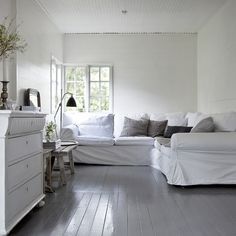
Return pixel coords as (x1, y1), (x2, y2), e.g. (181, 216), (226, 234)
(54, 92), (74, 139)
(54, 92), (73, 121)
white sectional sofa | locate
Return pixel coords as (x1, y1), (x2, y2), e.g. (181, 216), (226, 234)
(61, 111), (236, 186)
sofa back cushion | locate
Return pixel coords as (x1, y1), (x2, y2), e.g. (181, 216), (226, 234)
(166, 112), (187, 126)
(63, 112), (95, 127)
(186, 112), (202, 127)
(211, 111), (236, 132)
(78, 114), (114, 137)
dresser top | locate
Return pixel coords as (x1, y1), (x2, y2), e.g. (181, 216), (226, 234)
(0, 111), (47, 118)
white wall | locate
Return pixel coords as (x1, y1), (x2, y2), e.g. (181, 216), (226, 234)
(16, 0), (63, 113)
(198, 0), (236, 113)
(0, 0), (16, 100)
(64, 34), (197, 114)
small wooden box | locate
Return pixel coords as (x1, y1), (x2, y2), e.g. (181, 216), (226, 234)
(43, 139), (61, 150)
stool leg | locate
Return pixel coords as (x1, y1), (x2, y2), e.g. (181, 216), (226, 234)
(69, 151), (75, 174)
(46, 154), (52, 187)
(58, 154), (67, 185)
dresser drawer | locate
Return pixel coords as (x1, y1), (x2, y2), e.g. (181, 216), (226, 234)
(8, 117), (45, 135)
(7, 174), (43, 222)
(7, 154), (42, 191)
(7, 133), (42, 163)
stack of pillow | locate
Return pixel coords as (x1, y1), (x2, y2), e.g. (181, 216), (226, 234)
(120, 116), (168, 137)
(119, 112), (216, 139)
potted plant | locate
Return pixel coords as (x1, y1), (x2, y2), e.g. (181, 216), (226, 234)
(45, 121), (57, 142)
(0, 17), (27, 63)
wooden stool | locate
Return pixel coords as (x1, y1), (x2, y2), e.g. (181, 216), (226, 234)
(43, 149), (54, 192)
(52, 145), (77, 185)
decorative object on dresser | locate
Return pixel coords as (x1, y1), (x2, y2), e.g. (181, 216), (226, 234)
(24, 88), (41, 111)
(0, 81), (9, 110)
(0, 17), (27, 110)
(0, 111), (46, 235)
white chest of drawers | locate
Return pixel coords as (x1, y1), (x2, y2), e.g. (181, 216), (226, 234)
(0, 111), (46, 235)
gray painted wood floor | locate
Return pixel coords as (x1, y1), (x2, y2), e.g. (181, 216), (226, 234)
(10, 165), (236, 236)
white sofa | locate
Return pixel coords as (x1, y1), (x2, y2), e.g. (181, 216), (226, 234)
(61, 111), (236, 186)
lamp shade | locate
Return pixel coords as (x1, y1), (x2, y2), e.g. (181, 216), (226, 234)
(66, 95), (77, 107)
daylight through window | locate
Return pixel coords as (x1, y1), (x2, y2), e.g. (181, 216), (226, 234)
(65, 65), (113, 112)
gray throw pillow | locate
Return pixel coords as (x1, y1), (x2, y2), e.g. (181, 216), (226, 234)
(191, 117), (214, 133)
(120, 117), (149, 137)
(148, 120), (168, 137)
(164, 126), (192, 138)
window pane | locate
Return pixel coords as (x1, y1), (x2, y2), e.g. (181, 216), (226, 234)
(76, 97), (85, 112)
(75, 81), (85, 96)
(90, 97), (100, 112)
(101, 67), (110, 81)
(75, 67), (86, 82)
(65, 66), (86, 112)
(101, 82), (109, 96)
(90, 67), (99, 81)
(66, 82), (75, 94)
(90, 82), (100, 97)
(101, 97), (109, 111)
(66, 67), (76, 81)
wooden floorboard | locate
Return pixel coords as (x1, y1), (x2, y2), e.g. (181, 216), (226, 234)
(10, 165), (236, 236)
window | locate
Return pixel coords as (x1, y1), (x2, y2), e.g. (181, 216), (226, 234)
(65, 65), (113, 112)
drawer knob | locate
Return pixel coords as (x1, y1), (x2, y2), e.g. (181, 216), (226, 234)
(26, 187), (29, 192)
(26, 140), (29, 144)
(26, 164), (29, 168)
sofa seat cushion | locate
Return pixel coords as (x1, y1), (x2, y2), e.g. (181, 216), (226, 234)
(76, 136), (114, 146)
(154, 137), (171, 150)
(115, 137), (154, 146)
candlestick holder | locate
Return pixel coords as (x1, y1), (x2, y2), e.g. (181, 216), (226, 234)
(0, 81), (10, 110)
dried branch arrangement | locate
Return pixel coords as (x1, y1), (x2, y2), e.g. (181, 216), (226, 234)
(0, 17), (27, 60)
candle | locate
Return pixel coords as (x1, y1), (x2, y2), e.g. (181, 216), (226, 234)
(2, 58), (9, 82)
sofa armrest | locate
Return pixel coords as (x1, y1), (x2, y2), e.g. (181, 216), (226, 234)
(171, 132), (236, 152)
(61, 124), (79, 141)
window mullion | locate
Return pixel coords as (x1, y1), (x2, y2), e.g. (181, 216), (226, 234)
(99, 66), (101, 111)
(86, 66), (90, 112)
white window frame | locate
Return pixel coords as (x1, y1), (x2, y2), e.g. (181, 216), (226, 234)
(50, 55), (63, 114)
(64, 64), (113, 113)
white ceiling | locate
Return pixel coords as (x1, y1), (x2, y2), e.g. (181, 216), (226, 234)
(36, 0), (228, 33)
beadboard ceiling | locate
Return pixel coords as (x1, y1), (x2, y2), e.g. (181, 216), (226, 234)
(35, 0), (228, 33)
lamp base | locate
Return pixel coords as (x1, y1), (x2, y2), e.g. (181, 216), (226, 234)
(0, 81), (10, 110)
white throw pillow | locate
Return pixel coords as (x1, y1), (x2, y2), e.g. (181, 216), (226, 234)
(166, 112), (187, 126)
(186, 112), (202, 127)
(149, 113), (166, 121)
(194, 114), (210, 126)
(78, 114), (114, 137)
(211, 111), (236, 132)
